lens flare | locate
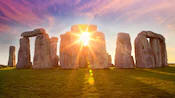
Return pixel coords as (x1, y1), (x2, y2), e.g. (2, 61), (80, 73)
(80, 32), (90, 46)
(88, 69), (94, 85)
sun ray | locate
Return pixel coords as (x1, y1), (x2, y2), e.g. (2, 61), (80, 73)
(80, 32), (90, 46)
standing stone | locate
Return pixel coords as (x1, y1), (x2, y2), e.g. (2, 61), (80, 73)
(115, 33), (134, 68)
(16, 37), (32, 69)
(50, 37), (59, 67)
(79, 46), (89, 68)
(60, 32), (71, 69)
(135, 34), (155, 68)
(135, 31), (168, 68)
(160, 38), (168, 67)
(89, 32), (108, 69)
(60, 32), (79, 69)
(8, 46), (16, 67)
(161, 40), (168, 67)
(150, 38), (162, 67)
(33, 34), (52, 69)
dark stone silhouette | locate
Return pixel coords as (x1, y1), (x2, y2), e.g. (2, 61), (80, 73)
(8, 46), (16, 67)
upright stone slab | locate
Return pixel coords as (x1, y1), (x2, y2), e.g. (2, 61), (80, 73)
(60, 32), (79, 69)
(89, 32), (108, 69)
(115, 33), (134, 68)
(160, 40), (168, 66)
(33, 34), (52, 69)
(16, 37), (32, 69)
(50, 37), (59, 67)
(150, 38), (162, 67)
(135, 34), (155, 68)
(135, 31), (168, 68)
(79, 46), (89, 68)
(8, 46), (16, 67)
(60, 32), (70, 69)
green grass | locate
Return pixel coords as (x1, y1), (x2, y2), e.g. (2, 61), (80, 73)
(0, 66), (175, 98)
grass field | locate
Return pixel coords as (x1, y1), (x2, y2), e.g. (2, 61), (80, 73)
(0, 66), (175, 98)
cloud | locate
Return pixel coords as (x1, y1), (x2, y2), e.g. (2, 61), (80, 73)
(0, 0), (43, 26)
(0, 23), (11, 33)
(76, 0), (140, 19)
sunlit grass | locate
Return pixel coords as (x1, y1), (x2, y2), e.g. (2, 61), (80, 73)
(0, 66), (175, 97)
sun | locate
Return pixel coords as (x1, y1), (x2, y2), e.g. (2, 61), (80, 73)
(80, 32), (90, 46)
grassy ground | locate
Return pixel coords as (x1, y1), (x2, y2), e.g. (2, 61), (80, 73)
(0, 66), (175, 98)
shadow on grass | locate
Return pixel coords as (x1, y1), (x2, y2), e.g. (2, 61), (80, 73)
(136, 68), (175, 82)
(93, 69), (175, 98)
(153, 66), (175, 74)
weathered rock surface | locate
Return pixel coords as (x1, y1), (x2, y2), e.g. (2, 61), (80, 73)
(33, 34), (52, 69)
(150, 38), (162, 67)
(8, 46), (16, 67)
(115, 33), (134, 68)
(50, 37), (59, 67)
(21, 28), (46, 37)
(135, 31), (168, 68)
(16, 37), (32, 69)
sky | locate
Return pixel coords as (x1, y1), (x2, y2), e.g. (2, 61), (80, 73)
(0, 0), (175, 65)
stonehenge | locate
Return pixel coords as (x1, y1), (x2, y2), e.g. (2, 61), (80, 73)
(16, 28), (59, 69)
(8, 46), (16, 67)
(115, 33), (134, 68)
(13, 25), (168, 69)
(135, 31), (168, 68)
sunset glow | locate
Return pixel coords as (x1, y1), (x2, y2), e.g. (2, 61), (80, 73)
(80, 32), (90, 46)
